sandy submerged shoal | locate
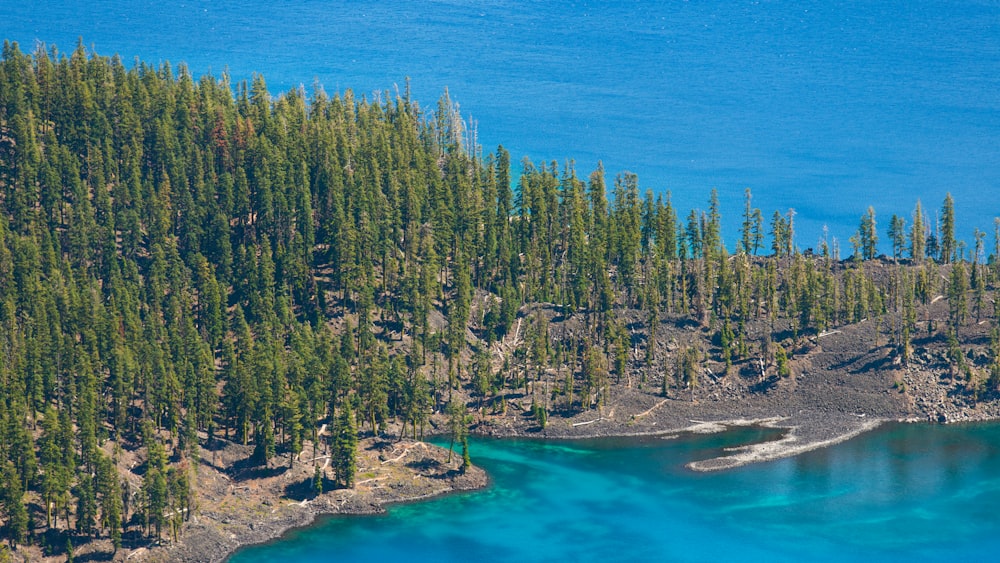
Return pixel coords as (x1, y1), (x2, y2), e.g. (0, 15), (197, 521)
(146, 325), (1000, 563)
(146, 406), (999, 563)
(682, 416), (885, 471)
(489, 409), (891, 472)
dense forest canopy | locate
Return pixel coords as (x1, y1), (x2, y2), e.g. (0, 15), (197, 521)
(0, 41), (997, 555)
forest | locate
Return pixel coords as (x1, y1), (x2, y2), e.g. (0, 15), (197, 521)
(0, 41), (998, 557)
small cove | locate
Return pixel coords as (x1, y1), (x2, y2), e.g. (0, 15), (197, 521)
(230, 423), (1000, 562)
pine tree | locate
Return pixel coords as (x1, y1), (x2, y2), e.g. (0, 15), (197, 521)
(445, 399), (468, 463)
(703, 188), (723, 260)
(740, 188), (754, 254)
(332, 400), (358, 488)
(1, 463), (27, 548)
(461, 435), (472, 474)
(312, 465), (323, 498)
(583, 345), (610, 409)
(910, 200), (926, 262)
(857, 206), (878, 260)
(948, 262), (969, 333)
(96, 453), (123, 552)
(775, 345), (791, 378)
(940, 193), (956, 263)
(888, 214), (906, 262)
(771, 211), (788, 257)
(678, 346), (700, 392)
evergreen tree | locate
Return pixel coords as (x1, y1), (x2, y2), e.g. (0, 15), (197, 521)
(583, 345), (609, 409)
(740, 188), (754, 254)
(0, 463), (27, 549)
(461, 435), (472, 474)
(445, 399), (468, 463)
(332, 400), (358, 488)
(888, 214), (906, 262)
(857, 206), (878, 260)
(677, 346), (700, 392)
(948, 262), (969, 333)
(940, 193), (956, 263)
(775, 345), (791, 378)
(771, 211), (788, 257)
(312, 465), (323, 498)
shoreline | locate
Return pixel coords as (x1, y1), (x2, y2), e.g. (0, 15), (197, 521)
(684, 417), (885, 471)
(144, 410), (1000, 563)
(135, 439), (488, 563)
(481, 413), (888, 471)
(142, 307), (1000, 562)
(217, 468), (489, 563)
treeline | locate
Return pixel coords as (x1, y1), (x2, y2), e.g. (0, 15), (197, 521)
(0, 41), (998, 553)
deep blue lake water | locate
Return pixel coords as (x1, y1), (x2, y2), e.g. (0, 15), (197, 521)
(2, 0), (999, 250)
(229, 423), (1000, 562)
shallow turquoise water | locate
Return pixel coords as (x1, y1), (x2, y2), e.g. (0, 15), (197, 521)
(229, 423), (1000, 562)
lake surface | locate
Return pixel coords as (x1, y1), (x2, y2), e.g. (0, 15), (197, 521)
(229, 423), (1000, 562)
(2, 1), (999, 250)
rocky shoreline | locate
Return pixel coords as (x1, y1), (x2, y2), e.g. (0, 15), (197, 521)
(130, 300), (1000, 562)
(137, 395), (996, 563)
(478, 304), (1000, 471)
(131, 438), (487, 563)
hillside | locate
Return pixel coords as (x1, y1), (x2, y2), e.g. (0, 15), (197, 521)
(0, 42), (999, 561)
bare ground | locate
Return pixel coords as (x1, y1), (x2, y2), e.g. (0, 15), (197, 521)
(477, 298), (1000, 471)
(21, 436), (485, 563)
(134, 437), (485, 563)
(35, 288), (1000, 562)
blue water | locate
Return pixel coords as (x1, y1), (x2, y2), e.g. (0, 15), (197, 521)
(229, 423), (1000, 562)
(3, 1), (999, 250)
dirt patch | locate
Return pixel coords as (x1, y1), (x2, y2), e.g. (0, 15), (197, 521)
(132, 437), (486, 563)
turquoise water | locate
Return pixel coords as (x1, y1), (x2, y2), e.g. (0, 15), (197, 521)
(230, 423), (1000, 562)
(2, 1), (999, 248)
